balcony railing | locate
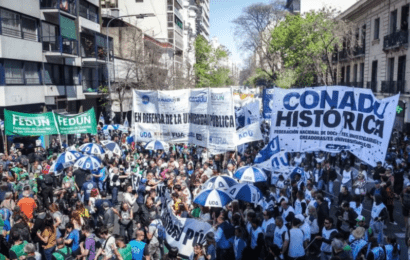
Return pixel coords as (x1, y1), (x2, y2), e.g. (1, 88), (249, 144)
(353, 46), (365, 57)
(338, 49), (349, 61)
(367, 81), (378, 92)
(4, 77), (42, 85)
(381, 80), (406, 94)
(44, 77), (80, 85)
(2, 27), (38, 41)
(40, 0), (77, 16)
(383, 30), (409, 50)
(80, 5), (99, 23)
(82, 80), (108, 92)
(42, 36), (78, 56)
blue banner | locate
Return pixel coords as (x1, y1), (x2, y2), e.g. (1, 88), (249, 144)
(262, 88), (274, 119)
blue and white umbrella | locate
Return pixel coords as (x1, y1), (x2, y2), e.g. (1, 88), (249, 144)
(79, 143), (105, 156)
(228, 183), (263, 204)
(144, 140), (170, 151)
(193, 189), (232, 207)
(100, 140), (122, 156)
(234, 166), (267, 183)
(55, 151), (84, 171)
(48, 162), (64, 175)
(126, 134), (135, 144)
(74, 155), (102, 171)
(202, 176), (238, 191)
(103, 124), (119, 131)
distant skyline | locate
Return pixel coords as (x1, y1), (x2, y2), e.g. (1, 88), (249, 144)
(209, 0), (359, 69)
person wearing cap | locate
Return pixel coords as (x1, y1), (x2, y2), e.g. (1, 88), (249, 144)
(400, 182), (410, 230)
(349, 227), (368, 259)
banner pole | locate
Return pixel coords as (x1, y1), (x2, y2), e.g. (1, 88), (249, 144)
(1, 129), (7, 156)
(52, 112), (63, 150)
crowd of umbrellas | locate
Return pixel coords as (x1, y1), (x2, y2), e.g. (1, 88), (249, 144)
(194, 166), (268, 208)
(48, 138), (267, 209)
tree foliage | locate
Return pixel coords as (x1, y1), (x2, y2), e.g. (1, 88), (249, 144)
(269, 7), (356, 87)
(194, 35), (232, 88)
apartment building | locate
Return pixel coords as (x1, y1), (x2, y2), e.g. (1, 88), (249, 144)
(0, 0), (113, 118)
(101, 0), (184, 70)
(333, 0), (410, 131)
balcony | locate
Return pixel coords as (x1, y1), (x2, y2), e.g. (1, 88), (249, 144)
(381, 81), (406, 94)
(82, 79), (108, 94)
(353, 46), (365, 57)
(40, 0), (77, 19)
(81, 32), (114, 64)
(383, 30), (409, 51)
(79, 5), (99, 23)
(338, 49), (348, 61)
(42, 36), (78, 57)
(44, 77), (80, 85)
(367, 81), (378, 92)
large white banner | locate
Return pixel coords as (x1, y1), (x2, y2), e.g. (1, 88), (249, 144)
(269, 86), (399, 166)
(235, 122), (263, 146)
(133, 88), (236, 150)
(160, 194), (214, 258)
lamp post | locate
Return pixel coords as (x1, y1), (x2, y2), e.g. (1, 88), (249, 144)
(105, 13), (155, 123)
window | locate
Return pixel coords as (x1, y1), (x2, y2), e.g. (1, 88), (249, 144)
(42, 22), (58, 52)
(374, 18), (380, 40)
(25, 62), (40, 84)
(79, 1), (98, 23)
(43, 63), (80, 85)
(1, 9), (21, 38)
(0, 9), (38, 41)
(391, 10), (397, 33)
(4, 60), (24, 85)
(175, 16), (183, 29)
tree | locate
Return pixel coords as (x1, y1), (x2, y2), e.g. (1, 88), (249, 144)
(233, 1), (287, 81)
(194, 35), (232, 88)
(269, 7), (356, 87)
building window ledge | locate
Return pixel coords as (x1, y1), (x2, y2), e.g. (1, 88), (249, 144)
(372, 39), (380, 45)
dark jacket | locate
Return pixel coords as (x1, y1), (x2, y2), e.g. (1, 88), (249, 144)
(135, 204), (151, 227)
(338, 192), (352, 206)
(103, 208), (115, 228)
(317, 201), (329, 228)
(321, 167), (337, 182)
(335, 208), (358, 229)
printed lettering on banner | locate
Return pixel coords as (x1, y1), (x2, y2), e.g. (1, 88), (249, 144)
(235, 122), (263, 146)
(269, 86), (399, 166)
(133, 88), (236, 150)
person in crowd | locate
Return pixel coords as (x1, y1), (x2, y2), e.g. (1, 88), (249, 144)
(129, 229), (150, 260)
(287, 218), (306, 260)
(273, 216), (289, 259)
(316, 217), (338, 260)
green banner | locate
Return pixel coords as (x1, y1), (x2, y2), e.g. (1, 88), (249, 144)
(4, 110), (58, 136)
(4, 108), (97, 136)
(55, 108), (97, 135)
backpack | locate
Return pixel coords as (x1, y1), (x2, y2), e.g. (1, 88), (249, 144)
(403, 192), (410, 209)
(16, 224), (31, 242)
(44, 174), (53, 185)
(54, 248), (74, 260)
(152, 221), (166, 241)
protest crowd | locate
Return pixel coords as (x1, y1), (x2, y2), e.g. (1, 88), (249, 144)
(0, 123), (407, 260)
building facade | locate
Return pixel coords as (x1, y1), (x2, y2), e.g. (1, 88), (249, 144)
(335, 0), (410, 131)
(0, 0), (112, 117)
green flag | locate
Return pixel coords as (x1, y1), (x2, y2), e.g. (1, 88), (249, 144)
(4, 110), (58, 136)
(55, 108), (98, 135)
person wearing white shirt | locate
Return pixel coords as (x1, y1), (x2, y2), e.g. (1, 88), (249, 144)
(249, 218), (263, 254)
(123, 185), (138, 207)
(273, 217), (289, 258)
(296, 214), (311, 243)
(287, 218), (306, 259)
(262, 210), (276, 243)
(341, 165), (353, 192)
(281, 201), (295, 226)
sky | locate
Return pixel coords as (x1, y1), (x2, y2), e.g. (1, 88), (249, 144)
(209, 0), (359, 69)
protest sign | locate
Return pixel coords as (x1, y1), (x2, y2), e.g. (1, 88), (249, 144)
(235, 122), (263, 146)
(55, 108), (97, 135)
(160, 191), (214, 258)
(263, 88), (274, 119)
(133, 88), (236, 150)
(4, 110), (58, 136)
(245, 100), (260, 125)
(269, 86), (399, 166)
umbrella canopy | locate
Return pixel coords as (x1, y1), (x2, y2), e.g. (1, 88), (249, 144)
(56, 151), (84, 170)
(100, 141), (122, 156)
(193, 189), (232, 208)
(144, 140), (169, 151)
(79, 143), (105, 156)
(103, 125), (119, 131)
(228, 183), (263, 204)
(74, 155), (102, 172)
(234, 166), (267, 183)
(202, 176), (238, 191)
(48, 162), (64, 175)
